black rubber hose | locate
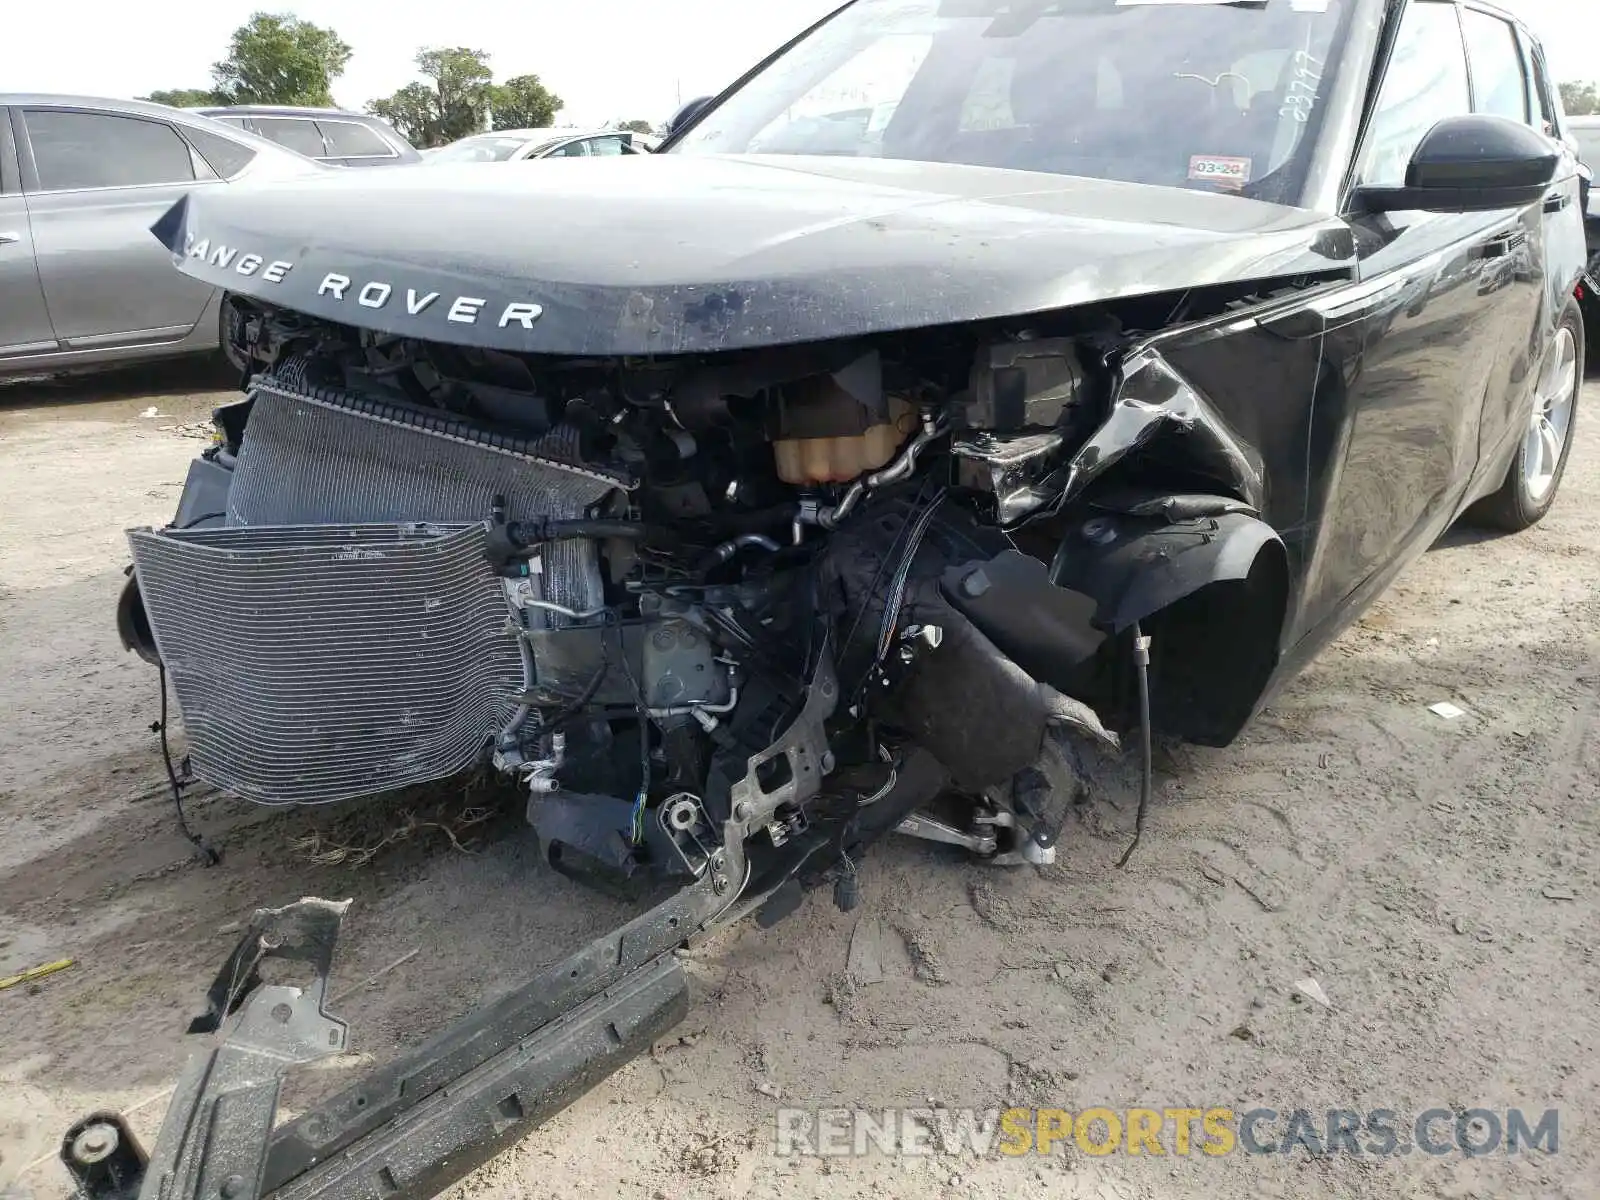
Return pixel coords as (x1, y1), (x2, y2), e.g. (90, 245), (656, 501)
(1116, 622), (1154, 870)
(508, 519), (668, 545)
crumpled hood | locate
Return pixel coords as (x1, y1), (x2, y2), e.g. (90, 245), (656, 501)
(155, 154), (1356, 356)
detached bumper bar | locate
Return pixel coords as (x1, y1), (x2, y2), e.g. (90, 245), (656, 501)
(65, 881), (724, 1200)
(271, 954), (685, 1200)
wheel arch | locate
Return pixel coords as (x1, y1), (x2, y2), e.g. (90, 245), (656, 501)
(1049, 499), (1290, 747)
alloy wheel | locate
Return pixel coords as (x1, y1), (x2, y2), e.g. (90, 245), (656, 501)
(1525, 325), (1578, 503)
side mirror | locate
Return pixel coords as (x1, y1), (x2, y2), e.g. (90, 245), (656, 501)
(666, 96), (714, 138)
(1354, 114), (1560, 215)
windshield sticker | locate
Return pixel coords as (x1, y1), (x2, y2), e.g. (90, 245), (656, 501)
(1189, 155), (1253, 187)
(1280, 46), (1325, 123)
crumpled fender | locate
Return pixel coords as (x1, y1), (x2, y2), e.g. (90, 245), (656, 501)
(1049, 499), (1285, 635)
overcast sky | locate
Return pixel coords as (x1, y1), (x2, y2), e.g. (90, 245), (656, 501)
(2, 0), (1595, 129)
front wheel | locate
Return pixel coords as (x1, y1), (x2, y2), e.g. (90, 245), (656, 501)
(218, 294), (250, 375)
(1468, 301), (1583, 532)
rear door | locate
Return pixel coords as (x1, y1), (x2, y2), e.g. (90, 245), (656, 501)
(1459, 3), (1556, 472)
(252, 116), (332, 163)
(0, 106), (57, 358)
(315, 118), (399, 168)
(17, 105), (216, 348)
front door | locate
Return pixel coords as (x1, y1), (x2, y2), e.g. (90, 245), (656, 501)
(0, 107), (56, 358)
(16, 106), (216, 349)
(1458, 5), (1572, 475)
(1297, 0), (1535, 629)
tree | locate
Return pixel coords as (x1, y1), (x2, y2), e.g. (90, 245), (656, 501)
(1560, 81), (1600, 117)
(370, 48), (495, 147)
(369, 83), (439, 148)
(142, 88), (224, 108)
(490, 75), (563, 131)
(210, 12), (352, 107)
(616, 119), (655, 136)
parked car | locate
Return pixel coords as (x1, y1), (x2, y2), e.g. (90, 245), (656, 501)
(1559, 115), (1600, 342)
(192, 105), (420, 168)
(77, 1), (1592, 1192)
(1567, 115), (1600, 176)
(423, 127), (653, 163)
(0, 95), (319, 381)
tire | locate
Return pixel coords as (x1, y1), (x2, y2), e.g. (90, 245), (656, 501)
(1468, 299), (1584, 532)
(218, 294), (250, 375)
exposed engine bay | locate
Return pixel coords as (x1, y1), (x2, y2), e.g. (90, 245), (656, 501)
(98, 280), (1319, 1199)
(121, 288), (1301, 909)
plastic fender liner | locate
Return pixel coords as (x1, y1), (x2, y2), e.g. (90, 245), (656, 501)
(1051, 502), (1289, 746)
(1050, 505), (1284, 635)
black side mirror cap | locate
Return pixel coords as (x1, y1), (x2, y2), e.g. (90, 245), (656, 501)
(1354, 114), (1561, 215)
(666, 96), (714, 138)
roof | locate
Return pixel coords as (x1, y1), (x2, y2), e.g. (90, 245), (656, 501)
(0, 92), (222, 120)
(194, 104), (378, 119)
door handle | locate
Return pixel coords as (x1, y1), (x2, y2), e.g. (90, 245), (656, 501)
(1545, 191), (1571, 214)
(0, 231), (21, 246)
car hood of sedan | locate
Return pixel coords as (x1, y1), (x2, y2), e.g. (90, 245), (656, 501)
(155, 153), (1357, 356)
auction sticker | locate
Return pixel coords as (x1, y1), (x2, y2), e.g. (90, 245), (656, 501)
(1188, 155), (1253, 186)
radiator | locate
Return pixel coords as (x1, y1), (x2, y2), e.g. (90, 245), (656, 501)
(130, 523), (523, 806)
(226, 376), (628, 618)
(127, 371), (629, 806)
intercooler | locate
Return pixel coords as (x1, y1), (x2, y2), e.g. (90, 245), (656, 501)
(128, 373), (630, 806)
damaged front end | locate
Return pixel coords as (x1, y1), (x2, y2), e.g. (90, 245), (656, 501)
(90, 244), (1330, 1194)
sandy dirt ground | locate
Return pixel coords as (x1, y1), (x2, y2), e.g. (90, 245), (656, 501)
(1, 360), (1597, 1200)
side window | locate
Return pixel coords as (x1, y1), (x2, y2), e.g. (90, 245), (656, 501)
(1519, 36), (1558, 137)
(254, 117), (329, 159)
(585, 136), (626, 156)
(0, 109), (18, 194)
(24, 109), (196, 191)
(1461, 9), (1528, 124)
(183, 125), (258, 179)
(1359, 1), (1471, 188)
(317, 120), (392, 158)
(549, 140), (589, 157)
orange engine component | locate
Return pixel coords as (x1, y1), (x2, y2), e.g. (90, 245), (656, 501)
(773, 396), (916, 485)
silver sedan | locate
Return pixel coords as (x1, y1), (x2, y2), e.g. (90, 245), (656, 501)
(0, 94), (318, 381)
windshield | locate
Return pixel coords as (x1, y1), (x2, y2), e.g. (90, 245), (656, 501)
(670, 0), (1353, 205)
(428, 136), (534, 163)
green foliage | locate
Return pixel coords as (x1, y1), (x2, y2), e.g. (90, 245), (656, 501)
(369, 47), (504, 147)
(369, 84), (439, 148)
(141, 88), (224, 108)
(1560, 81), (1600, 117)
(210, 12), (352, 107)
(616, 119), (656, 136)
(490, 75), (563, 131)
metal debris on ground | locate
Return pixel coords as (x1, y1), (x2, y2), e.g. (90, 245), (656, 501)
(1428, 701), (1466, 720)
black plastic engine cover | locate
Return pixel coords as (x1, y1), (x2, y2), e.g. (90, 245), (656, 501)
(878, 589), (1055, 792)
(939, 550), (1105, 693)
